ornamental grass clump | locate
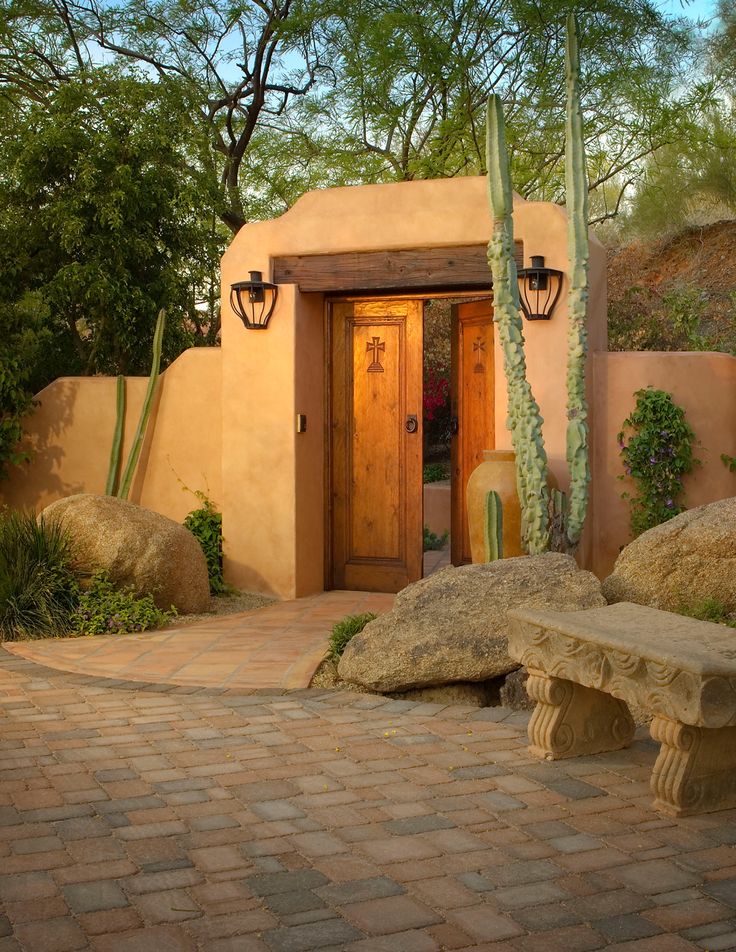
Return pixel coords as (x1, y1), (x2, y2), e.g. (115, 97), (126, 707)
(328, 612), (377, 660)
(618, 387), (698, 536)
(0, 511), (80, 640)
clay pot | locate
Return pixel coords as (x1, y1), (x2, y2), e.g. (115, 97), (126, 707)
(465, 450), (523, 562)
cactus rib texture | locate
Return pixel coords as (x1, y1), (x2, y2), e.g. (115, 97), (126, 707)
(564, 12), (591, 546)
(117, 308), (166, 501)
(485, 94), (550, 554)
(105, 375), (126, 496)
(483, 490), (503, 561)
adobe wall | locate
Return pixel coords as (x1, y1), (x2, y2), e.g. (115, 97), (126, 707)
(591, 351), (736, 579)
(221, 176), (608, 597)
(1, 349), (222, 523)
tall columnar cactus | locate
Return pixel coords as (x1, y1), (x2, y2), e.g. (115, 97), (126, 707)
(105, 375), (126, 496)
(483, 490), (503, 561)
(485, 95), (550, 554)
(117, 309), (166, 501)
(563, 12), (591, 547)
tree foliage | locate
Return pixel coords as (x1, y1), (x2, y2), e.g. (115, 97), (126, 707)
(0, 70), (225, 379)
(0, 0), (326, 233)
(286, 0), (699, 224)
(617, 1), (736, 238)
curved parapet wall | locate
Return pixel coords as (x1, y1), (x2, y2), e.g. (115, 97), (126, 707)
(220, 176), (608, 596)
(0, 348), (222, 523)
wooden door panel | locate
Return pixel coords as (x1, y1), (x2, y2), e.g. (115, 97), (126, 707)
(451, 300), (495, 565)
(330, 300), (423, 592)
(351, 320), (401, 560)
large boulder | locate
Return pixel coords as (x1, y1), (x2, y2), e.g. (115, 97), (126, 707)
(603, 497), (736, 613)
(337, 552), (606, 692)
(41, 494), (210, 613)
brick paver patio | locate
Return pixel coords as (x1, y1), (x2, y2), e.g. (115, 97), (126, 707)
(3, 592), (395, 690)
(0, 648), (735, 950)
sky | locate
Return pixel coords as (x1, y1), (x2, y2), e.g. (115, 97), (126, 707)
(659, 0), (719, 21)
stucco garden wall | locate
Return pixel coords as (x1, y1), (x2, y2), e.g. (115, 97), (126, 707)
(6, 177), (734, 601)
(591, 350), (736, 580)
(1, 348), (222, 523)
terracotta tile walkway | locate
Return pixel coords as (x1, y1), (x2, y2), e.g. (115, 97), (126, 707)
(3, 591), (394, 691)
(0, 649), (735, 951)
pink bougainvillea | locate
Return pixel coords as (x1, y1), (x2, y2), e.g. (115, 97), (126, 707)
(423, 369), (449, 422)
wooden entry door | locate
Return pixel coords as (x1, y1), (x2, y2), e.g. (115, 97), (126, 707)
(329, 299), (423, 592)
(451, 299), (495, 565)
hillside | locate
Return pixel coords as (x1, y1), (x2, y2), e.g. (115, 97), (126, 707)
(607, 220), (736, 354)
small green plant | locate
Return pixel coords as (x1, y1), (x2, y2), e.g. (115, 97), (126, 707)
(677, 598), (736, 628)
(423, 526), (449, 551)
(328, 612), (377, 660)
(617, 388), (698, 536)
(423, 462), (448, 483)
(0, 511), (80, 640)
(183, 492), (225, 595)
(721, 453), (736, 473)
(72, 572), (174, 635)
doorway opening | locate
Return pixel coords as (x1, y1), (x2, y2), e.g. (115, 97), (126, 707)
(422, 296), (494, 578)
(422, 299), (452, 577)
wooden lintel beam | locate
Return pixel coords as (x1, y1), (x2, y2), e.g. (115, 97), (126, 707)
(272, 242), (524, 293)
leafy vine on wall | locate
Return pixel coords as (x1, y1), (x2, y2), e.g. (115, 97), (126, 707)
(617, 388), (698, 536)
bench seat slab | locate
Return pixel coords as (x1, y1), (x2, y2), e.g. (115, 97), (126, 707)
(507, 603), (736, 729)
(527, 671), (635, 760)
(651, 717), (736, 817)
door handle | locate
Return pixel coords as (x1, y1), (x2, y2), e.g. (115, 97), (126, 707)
(405, 415), (418, 433)
(450, 415), (459, 435)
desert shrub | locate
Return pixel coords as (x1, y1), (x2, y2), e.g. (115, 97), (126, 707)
(72, 571), (174, 635)
(423, 526), (449, 551)
(183, 493), (225, 594)
(0, 511), (80, 640)
(617, 388), (697, 536)
(677, 598), (736, 628)
(423, 463), (448, 483)
(328, 612), (377, 660)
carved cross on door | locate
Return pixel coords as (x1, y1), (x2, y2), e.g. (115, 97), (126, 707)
(366, 336), (386, 373)
(473, 337), (486, 374)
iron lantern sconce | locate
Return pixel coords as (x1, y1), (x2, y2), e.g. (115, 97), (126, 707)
(517, 255), (563, 321)
(230, 270), (279, 330)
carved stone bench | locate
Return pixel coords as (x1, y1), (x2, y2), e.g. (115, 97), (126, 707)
(507, 602), (736, 817)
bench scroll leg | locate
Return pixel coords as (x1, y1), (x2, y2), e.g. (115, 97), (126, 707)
(650, 717), (736, 817)
(526, 670), (635, 761)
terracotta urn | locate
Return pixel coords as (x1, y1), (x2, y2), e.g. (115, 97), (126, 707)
(466, 450), (523, 562)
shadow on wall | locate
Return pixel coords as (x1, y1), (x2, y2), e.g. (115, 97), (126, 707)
(10, 380), (84, 511)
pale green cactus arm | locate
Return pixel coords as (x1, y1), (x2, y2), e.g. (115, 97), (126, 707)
(486, 94), (550, 554)
(105, 375), (125, 495)
(564, 12), (591, 546)
(483, 490), (503, 561)
(117, 308), (166, 501)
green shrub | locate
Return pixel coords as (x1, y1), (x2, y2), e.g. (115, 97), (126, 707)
(677, 598), (736, 628)
(0, 511), (80, 640)
(183, 493), (225, 595)
(72, 572), (174, 635)
(423, 463), (449, 483)
(328, 612), (377, 660)
(423, 525), (449, 551)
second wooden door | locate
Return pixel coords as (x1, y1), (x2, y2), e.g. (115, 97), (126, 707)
(451, 299), (495, 565)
